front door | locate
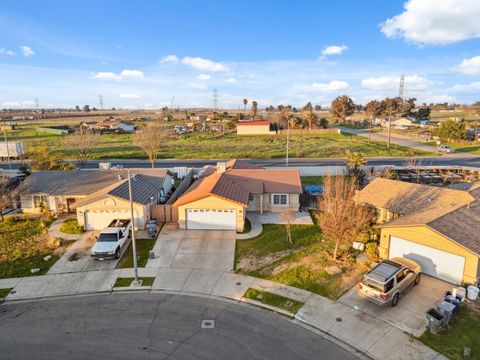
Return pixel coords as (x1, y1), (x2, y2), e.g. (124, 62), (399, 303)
(248, 195), (256, 211)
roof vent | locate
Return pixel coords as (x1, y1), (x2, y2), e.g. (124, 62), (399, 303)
(217, 162), (227, 174)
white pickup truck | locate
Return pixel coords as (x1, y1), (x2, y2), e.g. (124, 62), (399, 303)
(90, 219), (132, 260)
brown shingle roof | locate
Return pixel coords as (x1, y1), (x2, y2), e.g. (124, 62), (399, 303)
(355, 178), (474, 215)
(174, 161), (302, 207)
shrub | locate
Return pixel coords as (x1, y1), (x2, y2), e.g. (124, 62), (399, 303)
(60, 219), (84, 234)
(365, 242), (379, 262)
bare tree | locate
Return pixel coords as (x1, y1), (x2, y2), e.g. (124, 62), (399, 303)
(0, 176), (18, 221)
(330, 95), (355, 123)
(318, 176), (373, 260)
(365, 100), (383, 141)
(133, 124), (170, 168)
(402, 156), (423, 183)
(63, 129), (100, 168)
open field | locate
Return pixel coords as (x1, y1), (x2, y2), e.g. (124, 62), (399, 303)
(7, 122), (431, 160)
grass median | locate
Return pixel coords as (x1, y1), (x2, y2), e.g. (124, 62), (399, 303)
(243, 288), (304, 314)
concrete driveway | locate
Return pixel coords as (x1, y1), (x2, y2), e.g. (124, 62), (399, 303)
(47, 231), (127, 274)
(146, 224), (236, 271)
(339, 275), (452, 337)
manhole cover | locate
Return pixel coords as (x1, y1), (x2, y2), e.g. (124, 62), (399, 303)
(236, 282), (242, 285)
(68, 253), (81, 262)
(201, 320), (215, 329)
(335, 317), (343, 322)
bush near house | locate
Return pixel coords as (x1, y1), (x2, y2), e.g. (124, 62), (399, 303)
(60, 219), (84, 234)
(0, 217), (60, 278)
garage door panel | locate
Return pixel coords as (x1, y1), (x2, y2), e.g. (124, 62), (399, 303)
(186, 209), (236, 230)
(84, 210), (130, 230)
(389, 236), (465, 284)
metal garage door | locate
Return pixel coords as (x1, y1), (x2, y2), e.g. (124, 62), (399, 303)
(389, 236), (465, 284)
(186, 209), (236, 230)
(84, 210), (131, 230)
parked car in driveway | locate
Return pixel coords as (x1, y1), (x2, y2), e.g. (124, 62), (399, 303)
(91, 219), (131, 260)
(358, 257), (422, 307)
(438, 145), (455, 154)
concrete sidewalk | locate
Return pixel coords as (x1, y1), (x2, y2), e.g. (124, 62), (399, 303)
(1, 268), (446, 360)
(236, 214), (262, 240)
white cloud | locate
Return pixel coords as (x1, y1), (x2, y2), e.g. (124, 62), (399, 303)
(420, 93), (457, 104)
(381, 0), (480, 45)
(94, 69), (144, 80)
(120, 93), (141, 99)
(320, 45), (348, 59)
(94, 72), (122, 80)
(0, 47), (15, 56)
(309, 80), (349, 92)
(225, 77), (237, 84)
(20, 45), (34, 57)
(455, 56), (480, 75)
(159, 54), (179, 64)
(197, 73), (211, 80)
(120, 69), (144, 78)
(181, 56), (229, 72)
(449, 81), (480, 92)
(361, 75), (432, 90)
(2, 101), (20, 108)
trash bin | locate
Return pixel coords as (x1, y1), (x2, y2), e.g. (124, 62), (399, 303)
(426, 308), (446, 334)
(146, 220), (157, 238)
(435, 300), (456, 325)
(467, 285), (479, 300)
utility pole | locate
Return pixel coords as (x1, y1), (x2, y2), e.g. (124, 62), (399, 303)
(127, 170), (140, 285)
(212, 89), (218, 110)
(286, 115), (290, 167)
(3, 123), (11, 169)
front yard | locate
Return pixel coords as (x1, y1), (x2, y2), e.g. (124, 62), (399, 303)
(235, 223), (366, 299)
(115, 238), (156, 268)
(0, 217), (62, 278)
(420, 304), (480, 360)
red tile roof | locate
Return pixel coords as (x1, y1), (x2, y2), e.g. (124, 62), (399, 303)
(237, 121), (270, 126)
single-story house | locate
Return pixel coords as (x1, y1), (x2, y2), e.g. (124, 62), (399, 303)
(80, 119), (135, 133)
(237, 121), (274, 135)
(19, 169), (173, 230)
(355, 178), (480, 285)
(392, 117), (418, 127)
(174, 160), (302, 231)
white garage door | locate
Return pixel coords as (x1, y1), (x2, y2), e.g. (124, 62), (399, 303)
(186, 209), (236, 230)
(84, 210), (130, 230)
(389, 236), (465, 284)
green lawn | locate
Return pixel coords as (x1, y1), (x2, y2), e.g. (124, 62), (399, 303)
(114, 277), (155, 287)
(301, 176), (324, 187)
(0, 217), (60, 278)
(235, 224), (353, 299)
(10, 123), (432, 160)
(60, 219), (84, 234)
(0, 288), (13, 298)
(243, 288), (304, 314)
(419, 306), (480, 360)
(115, 238), (156, 268)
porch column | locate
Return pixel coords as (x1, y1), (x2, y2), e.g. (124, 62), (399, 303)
(260, 195), (263, 214)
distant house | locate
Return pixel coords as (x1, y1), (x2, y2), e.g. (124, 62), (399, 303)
(19, 169), (173, 230)
(355, 178), (480, 285)
(392, 117), (417, 128)
(237, 120), (274, 135)
(174, 159), (302, 231)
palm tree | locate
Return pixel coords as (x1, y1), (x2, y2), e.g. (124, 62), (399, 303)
(251, 101), (258, 120)
(243, 99), (248, 114)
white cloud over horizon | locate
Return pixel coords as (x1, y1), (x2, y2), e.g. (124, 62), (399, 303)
(181, 56), (229, 72)
(308, 80), (349, 92)
(225, 77), (237, 84)
(159, 54), (179, 64)
(455, 56), (480, 75)
(320, 45), (348, 59)
(197, 73), (211, 80)
(361, 75), (433, 91)
(381, 0), (480, 45)
(119, 93), (141, 99)
(94, 69), (144, 80)
(20, 45), (34, 57)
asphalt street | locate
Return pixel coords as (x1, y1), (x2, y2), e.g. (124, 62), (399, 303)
(3, 153), (480, 170)
(0, 293), (358, 360)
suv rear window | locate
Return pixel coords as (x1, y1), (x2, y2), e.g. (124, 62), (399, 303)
(363, 276), (385, 292)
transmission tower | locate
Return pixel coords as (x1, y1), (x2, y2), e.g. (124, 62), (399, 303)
(398, 75), (405, 100)
(98, 95), (104, 110)
(212, 89), (218, 110)
(34, 98), (39, 111)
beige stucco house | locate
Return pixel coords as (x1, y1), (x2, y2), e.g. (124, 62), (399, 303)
(237, 120), (274, 135)
(174, 160), (302, 232)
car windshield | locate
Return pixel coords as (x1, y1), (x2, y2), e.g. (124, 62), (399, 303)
(363, 276), (385, 292)
(97, 233), (118, 242)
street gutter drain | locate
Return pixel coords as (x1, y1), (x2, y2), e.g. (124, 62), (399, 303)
(201, 320), (215, 329)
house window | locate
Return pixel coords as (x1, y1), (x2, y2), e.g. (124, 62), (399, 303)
(272, 194), (288, 205)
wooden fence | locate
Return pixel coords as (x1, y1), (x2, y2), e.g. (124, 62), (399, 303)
(151, 169), (195, 223)
(278, 128), (340, 135)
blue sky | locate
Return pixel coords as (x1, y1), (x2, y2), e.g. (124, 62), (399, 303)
(1, 0), (480, 109)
